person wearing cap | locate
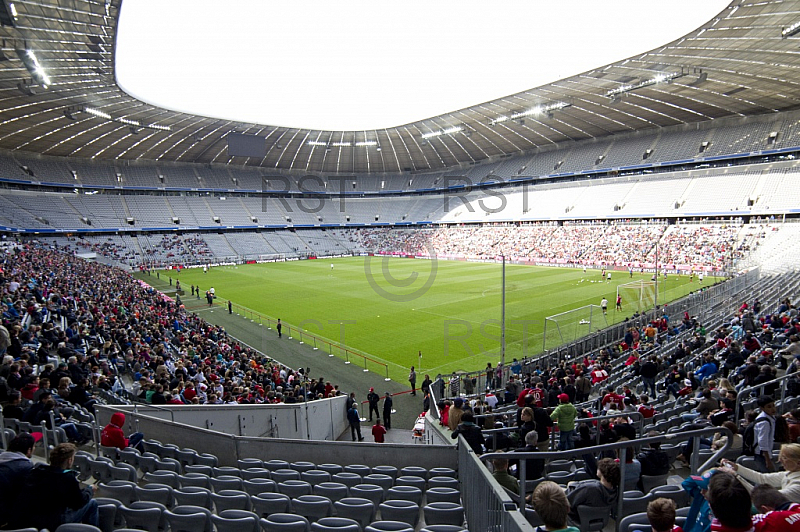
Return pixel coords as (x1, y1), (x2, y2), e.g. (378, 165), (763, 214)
(367, 388), (380, 422)
(383, 392), (393, 430)
(551, 393), (578, 450)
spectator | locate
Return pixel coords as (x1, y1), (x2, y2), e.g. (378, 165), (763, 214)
(512, 430), (545, 481)
(347, 403), (364, 442)
(0, 434), (35, 527)
(371, 418), (386, 443)
(531, 481), (580, 532)
(750, 485), (800, 532)
(451, 412), (484, 454)
(642, 497), (683, 532)
(755, 396), (778, 472)
(707, 471), (753, 532)
(638, 431), (671, 489)
(721, 443), (800, 503)
(100, 412), (144, 451)
(448, 397), (465, 431)
(566, 458), (620, 525)
(491, 454), (519, 493)
(551, 393), (578, 450)
(13, 443), (98, 531)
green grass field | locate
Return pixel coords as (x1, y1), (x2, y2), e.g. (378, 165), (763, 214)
(150, 258), (718, 381)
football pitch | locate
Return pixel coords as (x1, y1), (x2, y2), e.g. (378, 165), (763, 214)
(153, 257), (717, 381)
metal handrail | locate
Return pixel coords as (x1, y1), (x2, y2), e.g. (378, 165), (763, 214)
(477, 425), (733, 532)
(735, 370), (796, 419)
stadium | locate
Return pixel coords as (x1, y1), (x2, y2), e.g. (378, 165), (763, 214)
(0, 1), (799, 531)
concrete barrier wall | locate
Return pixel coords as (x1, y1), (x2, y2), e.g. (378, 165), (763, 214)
(97, 403), (457, 469)
(97, 396), (349, 441)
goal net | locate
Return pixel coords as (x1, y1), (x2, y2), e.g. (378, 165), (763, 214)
(543, 304), (608, 352)
(617, 280), (657, 313)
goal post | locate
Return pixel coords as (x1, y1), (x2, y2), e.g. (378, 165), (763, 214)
(543, 304), (609, 352)
(617, 280), (657, 313)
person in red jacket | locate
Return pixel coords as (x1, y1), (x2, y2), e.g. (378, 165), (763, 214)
(100, 412), (144, 451)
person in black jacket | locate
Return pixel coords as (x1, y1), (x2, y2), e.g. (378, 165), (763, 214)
(637, 430), (670, 490)
(12, 443), (98, 531)
(0, 434), (34, 527)
(451, 412), (484, 454)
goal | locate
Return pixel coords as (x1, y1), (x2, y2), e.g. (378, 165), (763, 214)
(543, 304), (608, 352)
(617, 280), (657, 313)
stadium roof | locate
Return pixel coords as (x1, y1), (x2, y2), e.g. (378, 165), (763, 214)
(1, 0), (800, 174)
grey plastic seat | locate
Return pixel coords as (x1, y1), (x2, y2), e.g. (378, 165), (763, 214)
(90, 458), (113, 484)
(302, 470), (332, 485)
(423, 502), (464, 526)
(244, 478), (278, 496)
(291, 494), (334, 522)
(317, 464), (343, 475)
(164, 505), (213, 532)
(144, 470), (180, 488)
(97, 501), (118, 532)
(343, 464), (371, 477)
(137, 454), (159, 475)
(252, 492), (292, 518)
(278, 480), (314, 498)
(135, 484), (174, 507)
(350, 484), (384, 506)
(641, 473), (669, 493)
(73, 452), (93, 481)
(332, 473), (362, 488)
(264, 459), (290, 472)
(212, 511), (259, 532)
(184, 464), (214, 477)
(363, 474), (393, 494)
(219, 510), (261, 532)
(333, 497), (376, 529)
(210, 475), (244, 492)
(142, 440), (164, 455)
(394, 476), (425, 491)
(117, 447), (141, 468)
(173, 486), (213, 509)
(178, 472), (211, 488)
(160, 444), (180, 460)
(425, 487), (461, 504)
(649, 484), (689, 507)
(99, 445), (119, 460)
(576, 505), (612, 532)
(313, 482), (349, 503)
(243, 468), (273, 480)
(310, 517), (360, 532)
(55, 524), (102, 532)
(212, 489), (252, 512)
(194, 453), (219, 467)
(239, 458), (264, 469)
(291, 461), (317, 473)
(364, 520), (414, 532)
(420, 526), (466, 532)
(386, 486), (423, 505)
(118, 501), (167, 532)
(214, 466), (243, 477)
(619, 512), (649, 532)
(370, 466), (398, 480)
(399, 466), (427, 480)
(109, 463), (139, 483)
(98, 481), (137, 506)
(427, 477), (458, 490)
(427, 468), (456, 479)
(272, 469), (302, 483)
(176, 448), (198, 468)
(378, 499), (420, 527)
(259, 513), (310, 532)
(155, 458), (182, 473)
(622, 492), (654, 517)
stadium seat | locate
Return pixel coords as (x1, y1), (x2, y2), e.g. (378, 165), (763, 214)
(291, 461), (317, 473)
(371, 466), (398, 479)
(278, 480), (314, 498)
(313, 482), (350, 503)
(173, 486), (213, 509)
(212, 511), (259, 532)
(264, 460), (290, 471)
(317, 464), (344, 475)
(423, 502), (464, 526)
(211, 489), (252, 512)
(378, 500), (419, 527)
(244, 478), (278, 496)
(301, 470), (332, 485)
(350, 484), (384, 506)
(332, 473), (362, 488)
(428, 477), (458, 490)
(424, 487), (461, 505)
(210, 475), (244, 492)
(291, 495), (334, 522)
(178, 472), (211, 489)
(333, 497), (376, 529)
(576, 505), (611, 532)
(242, 467), (273, 480)
(310, 517), (361, 532)
(386, 486), (423, 505)
(252, 492), (292, 518)
(363, 474), (394, 494)
(272, 469), (302, 483)
(164, 505), (213, 532)
(259, 513), (311, 532)
(364, 520), (414, 532)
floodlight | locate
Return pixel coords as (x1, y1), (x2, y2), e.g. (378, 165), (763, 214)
(782, 20), (800, 38)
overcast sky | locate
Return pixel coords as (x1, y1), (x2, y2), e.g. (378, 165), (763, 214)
(115, 0), (730, 131)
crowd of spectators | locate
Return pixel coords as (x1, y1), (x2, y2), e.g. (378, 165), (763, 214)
(0, 244), (344, 415)
(346, 221), (756, 271)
